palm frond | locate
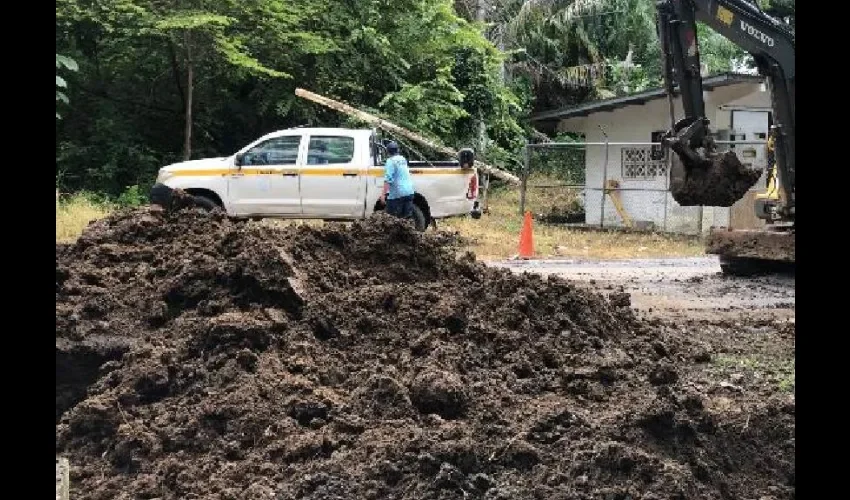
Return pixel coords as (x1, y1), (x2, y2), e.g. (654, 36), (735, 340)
(551, 0), (619, 27)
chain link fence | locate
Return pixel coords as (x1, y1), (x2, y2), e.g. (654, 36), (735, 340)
(518, 139), (769, 235)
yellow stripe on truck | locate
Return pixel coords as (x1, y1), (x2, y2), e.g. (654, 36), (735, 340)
(171, 169), (233, 177)
(169, 168), (295, 177)
(169, 167), (476, 177)
(367, 168), (475, 176)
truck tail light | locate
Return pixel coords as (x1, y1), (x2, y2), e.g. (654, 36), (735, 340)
(466, 174), (478, 200)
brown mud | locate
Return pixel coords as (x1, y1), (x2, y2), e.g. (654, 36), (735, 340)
(670, 151), (762, 207)
(56, 208), (794, 500)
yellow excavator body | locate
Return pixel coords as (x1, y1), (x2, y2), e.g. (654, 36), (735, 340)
(705, 135), (795, 275)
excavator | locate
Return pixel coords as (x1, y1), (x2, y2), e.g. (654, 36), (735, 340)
(655, 0), (794, 276)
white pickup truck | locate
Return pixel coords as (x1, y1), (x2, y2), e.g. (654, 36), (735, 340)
(150, 127), (482, 231)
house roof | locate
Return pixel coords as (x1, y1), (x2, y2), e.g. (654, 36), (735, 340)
(530, 72), (764, 123)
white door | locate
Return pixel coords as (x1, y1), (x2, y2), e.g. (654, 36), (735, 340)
(730, 110), (770, 172)
(728, 110), (770, 229)
(299, 134), (365, 217)
(228, 135), (303, 216)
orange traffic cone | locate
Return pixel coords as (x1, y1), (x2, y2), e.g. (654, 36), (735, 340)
(518, 211), (534, 259)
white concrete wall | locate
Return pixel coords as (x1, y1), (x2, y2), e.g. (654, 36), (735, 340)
(717, 86), (773, 113)
(555, 82), (771, 235)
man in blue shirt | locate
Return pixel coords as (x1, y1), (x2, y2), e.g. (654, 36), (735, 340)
(380, 141), (415, 220)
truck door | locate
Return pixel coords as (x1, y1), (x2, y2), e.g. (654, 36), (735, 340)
(228, 135), (303, 216)
(299, 134), (365, 217)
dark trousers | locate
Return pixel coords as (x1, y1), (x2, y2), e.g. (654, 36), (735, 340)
(386, 195), (414, 219)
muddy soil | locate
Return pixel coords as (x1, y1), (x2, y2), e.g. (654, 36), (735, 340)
(56, 209), (794, 500)
(494, 257), (795, 486)
(491, 257), (795, 321)
(670, 151), (762, 207)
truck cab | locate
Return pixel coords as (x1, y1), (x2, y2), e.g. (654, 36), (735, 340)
(153, 127), (481, 230)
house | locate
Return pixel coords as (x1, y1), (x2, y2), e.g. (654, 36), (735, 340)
(530, 72), (773, 235)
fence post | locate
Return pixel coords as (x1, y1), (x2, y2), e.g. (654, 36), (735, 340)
(599, 126), (609, 228)
(481, 172), (491, 214)
(520, 143), (529, 216)
(56, 457), (70, 500)
(698, 206), (704, 235)
(663, 149), (670, 232)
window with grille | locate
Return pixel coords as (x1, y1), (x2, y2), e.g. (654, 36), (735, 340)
(621, 146), (669, 180)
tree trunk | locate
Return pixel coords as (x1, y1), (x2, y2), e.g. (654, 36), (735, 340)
(476, 0), (489, 156)
(183, 31), (194, 161)
(496, 26), (507, 84)
(168, 40), (186, 109)
(475, 0), (486, 21)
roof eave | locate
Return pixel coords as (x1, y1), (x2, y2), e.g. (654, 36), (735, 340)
(531, 72), (764, 123)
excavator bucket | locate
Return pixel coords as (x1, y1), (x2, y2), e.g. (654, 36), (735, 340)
(669, 150), (762, 207)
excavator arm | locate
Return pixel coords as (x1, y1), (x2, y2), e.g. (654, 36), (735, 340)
(656, 0), (795, 219)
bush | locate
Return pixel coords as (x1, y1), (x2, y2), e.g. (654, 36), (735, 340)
(117, 185), (148, 207)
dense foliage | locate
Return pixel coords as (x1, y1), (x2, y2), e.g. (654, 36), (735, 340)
(56, 0), (527, 195)
(57, 0), (792, 197)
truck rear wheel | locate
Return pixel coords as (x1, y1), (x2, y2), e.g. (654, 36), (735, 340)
(412, 205), (428, 232)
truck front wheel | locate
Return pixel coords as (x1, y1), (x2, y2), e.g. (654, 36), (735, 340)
(191, 194), (220, 211)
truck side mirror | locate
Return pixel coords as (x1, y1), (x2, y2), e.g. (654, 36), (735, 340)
(458, 148), (475, 168)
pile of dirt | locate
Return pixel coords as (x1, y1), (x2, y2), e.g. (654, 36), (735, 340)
(706, 227), (796, 263)
(670, 151), (762, 207)
(56, 208), (794, 500)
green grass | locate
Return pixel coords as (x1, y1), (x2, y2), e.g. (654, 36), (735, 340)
(56, 192), (114, 244)
(443, 179), (705, 260)
(713, 354), (796, 393)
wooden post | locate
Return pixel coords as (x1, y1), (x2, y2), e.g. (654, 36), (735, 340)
(605, 179), (634, 228)
(294, 88), (521, 185)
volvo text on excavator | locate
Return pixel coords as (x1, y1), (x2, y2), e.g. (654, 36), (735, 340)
(655, 0), (794, 275)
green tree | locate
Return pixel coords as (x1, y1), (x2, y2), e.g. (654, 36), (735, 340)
(759, 0), (795, 27)
(478, 0), (753, 115)
(61, 0), (325, 160)
(55, 0), (531, 195)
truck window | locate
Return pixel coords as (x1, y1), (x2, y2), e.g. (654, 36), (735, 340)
(307, 136), (355, 165)
(242, 136), (300, 165)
